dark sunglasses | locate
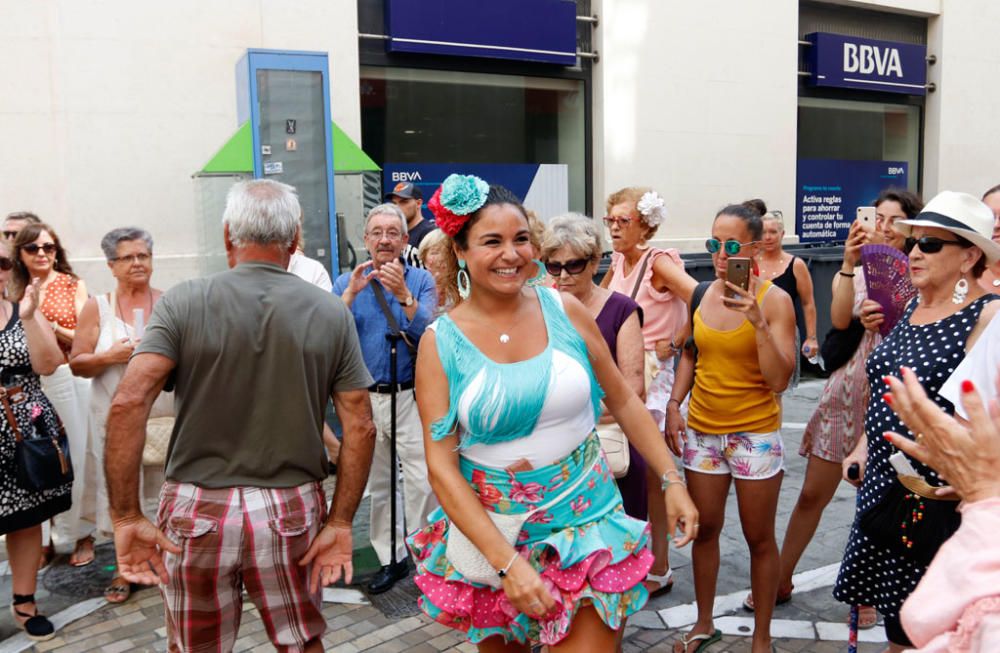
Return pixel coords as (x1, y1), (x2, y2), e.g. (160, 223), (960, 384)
(904, 236), (965, 254)
(2, 231), (17, 240)
(545, 258), (592, 276)
(705, 238), (756, 256)
(21, 243), (57, 255)
(0, 257), (12, 271)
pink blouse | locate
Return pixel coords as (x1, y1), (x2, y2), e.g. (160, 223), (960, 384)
(902, 497), (1000, 651)
(608, 248), (687, 350)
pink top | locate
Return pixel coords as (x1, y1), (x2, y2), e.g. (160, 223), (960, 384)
(608, 248), (687, 350)
(901, 497), (1000, 652)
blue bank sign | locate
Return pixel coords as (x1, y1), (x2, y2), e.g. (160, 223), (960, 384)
(796, 159), (909, 243)
(805, 32), (927, 95)
(385, 0), (577, 65)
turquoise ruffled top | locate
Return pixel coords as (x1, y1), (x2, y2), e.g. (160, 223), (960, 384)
(430, 287), (604, 448)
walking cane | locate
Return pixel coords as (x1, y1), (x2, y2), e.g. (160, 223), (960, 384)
(386, 332), (401, 569)
(848, 604), (859, 653)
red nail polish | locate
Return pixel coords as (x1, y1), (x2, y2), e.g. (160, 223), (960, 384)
(883, 393), (893, 405)
(883, 376), (892, 385)
(883, 433), (893, 441)
(962, 379), (975, 393)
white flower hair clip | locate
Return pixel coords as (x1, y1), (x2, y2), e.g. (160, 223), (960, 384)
(636, 191), (667, 227)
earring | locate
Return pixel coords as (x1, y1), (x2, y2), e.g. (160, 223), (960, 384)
(952, 277), (969, 305)
(457, 259), (471, 300)
(526, 259), (547, 287)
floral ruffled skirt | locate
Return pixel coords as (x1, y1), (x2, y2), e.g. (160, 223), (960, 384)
(406, 434), (653, 645)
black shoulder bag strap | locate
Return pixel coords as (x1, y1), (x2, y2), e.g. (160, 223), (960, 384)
(628, 252), (651, 300)
(685, 281), (712, 358)
(371, 282), (417, 355)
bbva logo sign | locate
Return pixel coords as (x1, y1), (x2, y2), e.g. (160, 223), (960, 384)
(843, 43), (903, 77)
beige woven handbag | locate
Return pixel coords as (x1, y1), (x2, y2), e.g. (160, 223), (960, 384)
(142, 417), (174, 466)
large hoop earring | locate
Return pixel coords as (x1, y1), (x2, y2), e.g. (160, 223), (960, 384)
(952, 277), (969, 305)
(457, 259), (471, 300)
(525, 259), (547, 287)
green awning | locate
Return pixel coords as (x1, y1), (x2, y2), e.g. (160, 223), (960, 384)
(199, 121), (380, 175)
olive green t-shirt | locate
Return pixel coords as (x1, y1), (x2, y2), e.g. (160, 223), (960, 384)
(135, 262), (373, 488)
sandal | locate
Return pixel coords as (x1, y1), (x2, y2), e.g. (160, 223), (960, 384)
(743, 585), (793, 612)
(69, 535), (96, 567)
(10, 594), (55, 641)
(858, 605), (878, 630)
(672, 627), (721, 653)
(104, 577), (132, 604)
(645, 568), (674, 597)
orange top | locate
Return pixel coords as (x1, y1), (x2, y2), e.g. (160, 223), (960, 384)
(40, 272), (79, 356)
(687, 281), (780, 434)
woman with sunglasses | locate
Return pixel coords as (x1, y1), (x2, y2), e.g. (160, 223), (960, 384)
(0, 237), (69, 641)
(69, 227), (171, 604)
(666, 204), (797, 653)
(752, 189), (923, 624)
(407, 176), (697, 652)
(832, 191), (1000, 652)
(11, 223), (93, 569)
(601, 186), (696, 597)
(540, 213), (648, 519)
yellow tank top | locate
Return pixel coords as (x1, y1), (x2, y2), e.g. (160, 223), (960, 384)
(687, 281), (780, 434)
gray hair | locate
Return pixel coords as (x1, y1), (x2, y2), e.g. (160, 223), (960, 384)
(222, 179), (300, 247)
(762, 210), (785, 232)
(100, 227), (154, 261)
(540, 212), (604, 260)
(364, 203), (408, 235)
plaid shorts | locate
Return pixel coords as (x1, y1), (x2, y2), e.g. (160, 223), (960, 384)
(157, 480), (328, 653)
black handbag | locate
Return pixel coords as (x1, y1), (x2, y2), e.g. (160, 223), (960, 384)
(857, 470), (960, 567)
(820, 317), (865, 373)
(1, 386), (73, 492)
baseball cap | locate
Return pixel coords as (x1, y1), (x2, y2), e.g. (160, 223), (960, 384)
(385, 181), (423, 201)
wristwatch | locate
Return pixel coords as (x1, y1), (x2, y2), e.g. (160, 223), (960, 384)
(400, 294), (415, 307)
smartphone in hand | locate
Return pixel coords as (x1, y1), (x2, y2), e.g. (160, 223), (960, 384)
(856, 206), (877, 233)
(725, 257), (751, 299)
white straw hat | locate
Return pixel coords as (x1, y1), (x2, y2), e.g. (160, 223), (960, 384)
(896, 191), (1000, 264)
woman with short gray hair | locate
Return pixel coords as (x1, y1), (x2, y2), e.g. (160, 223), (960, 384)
(540, 213), (648, 519)
(69, 226), (173, 605)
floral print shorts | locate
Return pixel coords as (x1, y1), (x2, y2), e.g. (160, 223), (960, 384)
(682, 428), (785, 480)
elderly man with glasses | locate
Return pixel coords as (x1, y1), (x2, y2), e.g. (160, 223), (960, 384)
(333, 203), (438, 594)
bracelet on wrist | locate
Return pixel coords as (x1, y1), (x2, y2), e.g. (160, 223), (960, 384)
(497, 552), (519, 580)
(838, 271), (856, 278)
(660, 469), (687, 492)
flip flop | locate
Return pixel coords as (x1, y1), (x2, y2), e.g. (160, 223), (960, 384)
(104, 578), (132, 604)
(858, 605), (878, 630)
(69, 536), (96, 567)
(673, 628), (721, 653)
(645, 568), (674, 597)
(743, 585), (793, 612)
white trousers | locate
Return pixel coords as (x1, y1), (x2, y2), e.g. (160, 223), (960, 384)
(40, 364), (94, 550)
(367, 389), (437, 565)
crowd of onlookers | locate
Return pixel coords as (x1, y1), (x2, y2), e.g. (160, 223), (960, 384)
(2, 178), (999, 652)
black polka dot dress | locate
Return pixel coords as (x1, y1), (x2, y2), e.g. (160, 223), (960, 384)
(833, 295), (996, 617)
(0, 308), (72, 535)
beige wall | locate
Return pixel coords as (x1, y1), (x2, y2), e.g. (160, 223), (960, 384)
(0, 0), (361, 293)
(923, 0), (1000, 199)
(592, 0), (800, 251)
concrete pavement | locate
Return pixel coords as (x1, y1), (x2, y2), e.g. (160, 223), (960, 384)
(0, 378), (888, 651)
